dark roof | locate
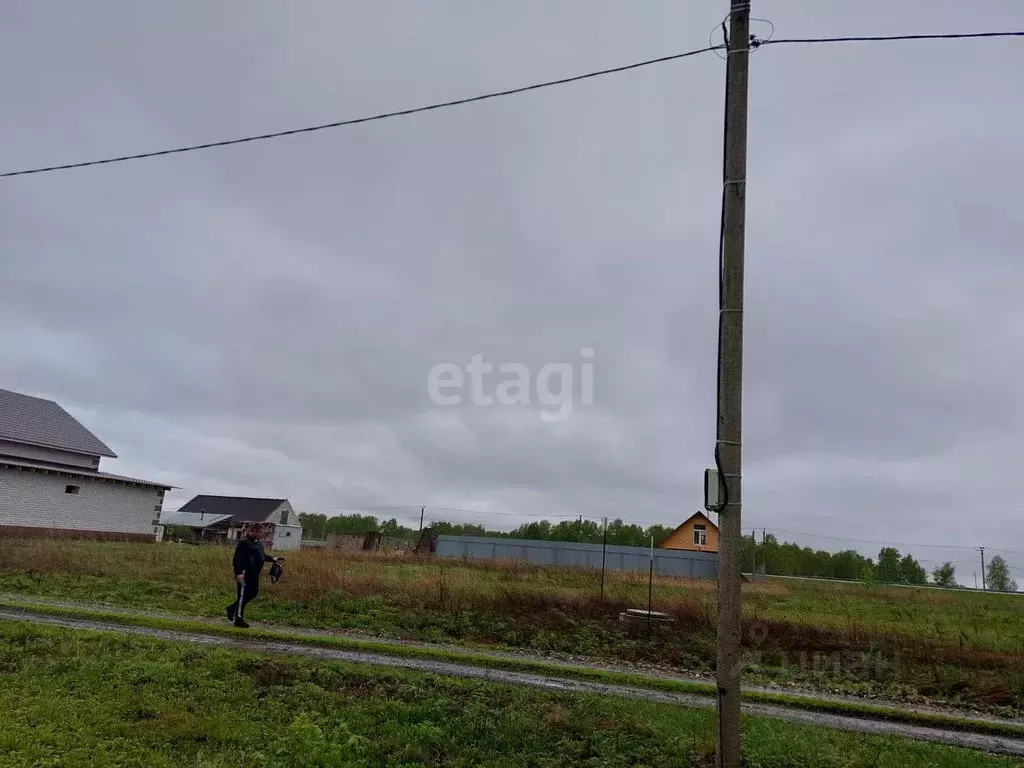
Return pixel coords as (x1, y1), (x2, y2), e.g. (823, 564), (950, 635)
(0, 387), (116, 458)
(0, 456), (174, 489)
(178, 495), (287, 523)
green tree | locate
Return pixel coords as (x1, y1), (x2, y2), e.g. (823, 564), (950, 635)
(876, 547), (902, 583)
(324, 514), (379, 535)
(511, 520), (552, 541)
(645, 524), (675, 546)
(297, 513), (328, 540)
(899, 553), (928, 585)
(504, 517), (676, 547)
(379, 518), (415, 538)
(986, 555), (1018, 592)
(932, 561), (957, 587)
(831, 549), (874, 581)
(430, 520), (491, 537)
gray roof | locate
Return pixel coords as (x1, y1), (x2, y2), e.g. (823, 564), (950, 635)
(0, 388), (116, 458)
(160, 511), (233, 528)
(0, 456), (174, 489)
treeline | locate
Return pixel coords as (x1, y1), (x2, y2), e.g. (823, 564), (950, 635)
(297, 513), (989, 588)
(746, 536), (936, 584)
(296, 513), (674, 547)
(297, 513), (414, 540)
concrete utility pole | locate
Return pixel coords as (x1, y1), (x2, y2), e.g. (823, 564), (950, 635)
(716, 1), (751, 766)
(751, 529), (757, 575)
(600, 516), (608, 599)
(980, 547), (987, 591)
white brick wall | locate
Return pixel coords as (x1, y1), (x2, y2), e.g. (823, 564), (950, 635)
(273, 501), (294, 525)
(0, 466), (162, 535)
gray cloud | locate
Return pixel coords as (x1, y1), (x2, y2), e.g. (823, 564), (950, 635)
(2, 1), (1022, 581)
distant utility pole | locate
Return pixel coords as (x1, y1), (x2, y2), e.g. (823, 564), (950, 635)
(980, 547), (987, 591)
(715, 1), (751, 766)
(419, 506), (425, 534)
(600, 517), (609, 599)
(647, 534), (655, 632)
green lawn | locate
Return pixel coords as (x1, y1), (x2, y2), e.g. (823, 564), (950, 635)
(0, 620), (1018, 768)
(1, 538), (1022, 712)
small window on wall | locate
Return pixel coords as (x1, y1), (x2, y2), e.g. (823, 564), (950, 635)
(65, 485), (80, 495)
(693, 524), (707, 546)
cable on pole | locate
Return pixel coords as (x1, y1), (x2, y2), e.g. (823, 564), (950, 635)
(3, 29), (1021, 180)
(0, 45), (721, 179)
(754, 30), (1024, 48)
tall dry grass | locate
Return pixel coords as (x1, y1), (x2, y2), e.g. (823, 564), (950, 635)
(5, 536), (1024, 710)
(1, 537), (1020, 658)
(0, 537), (722, 617)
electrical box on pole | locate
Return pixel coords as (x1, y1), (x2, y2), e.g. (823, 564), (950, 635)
(704, 467), (724, 511)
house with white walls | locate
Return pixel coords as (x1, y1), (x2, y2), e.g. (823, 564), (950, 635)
(0, 387), (173, 540)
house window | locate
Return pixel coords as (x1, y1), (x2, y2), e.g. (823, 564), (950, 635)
(693, 524), (707, 546)
(65, 485), (80, 495)
(284, 531), (291, 537)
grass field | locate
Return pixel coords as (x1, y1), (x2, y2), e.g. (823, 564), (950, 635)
(1, 538), (1022, 714)
(0, 619), (1019, 768)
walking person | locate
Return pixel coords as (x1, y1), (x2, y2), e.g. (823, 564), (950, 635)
(226, 522), (280, 628)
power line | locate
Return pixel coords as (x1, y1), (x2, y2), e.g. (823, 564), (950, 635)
(986, 547), (1024, 557)
(756, 525), (985, 551)
(0, 45), (720, 179)
(426, 505), (596, 520)
(298, 508), (1023, 563)
(305, 509), (1024, 550)
(2, 28), (1021, 180)
(311, 504), (602, 521)
(916, 558), (978, 566)
(757, 30), (1024, 48)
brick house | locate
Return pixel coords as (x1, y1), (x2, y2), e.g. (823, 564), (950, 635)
(0, 387), (174, 540)
(168, 494), (300, 549)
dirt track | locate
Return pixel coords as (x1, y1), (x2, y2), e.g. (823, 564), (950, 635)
(3, 607), (1024, 758)
(5, 592), (1019, 728)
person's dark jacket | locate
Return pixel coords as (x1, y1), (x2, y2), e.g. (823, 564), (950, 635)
(233, 536), (275, 577)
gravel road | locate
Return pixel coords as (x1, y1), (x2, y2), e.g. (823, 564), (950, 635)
(2, 607), (1024, 759)
(1, 594), (1019, 730)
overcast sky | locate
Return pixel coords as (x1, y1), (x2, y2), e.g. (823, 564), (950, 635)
(1, 1), (1022, 583)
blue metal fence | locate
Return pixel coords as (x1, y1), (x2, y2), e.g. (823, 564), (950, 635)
(435, 535), (718, 579)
